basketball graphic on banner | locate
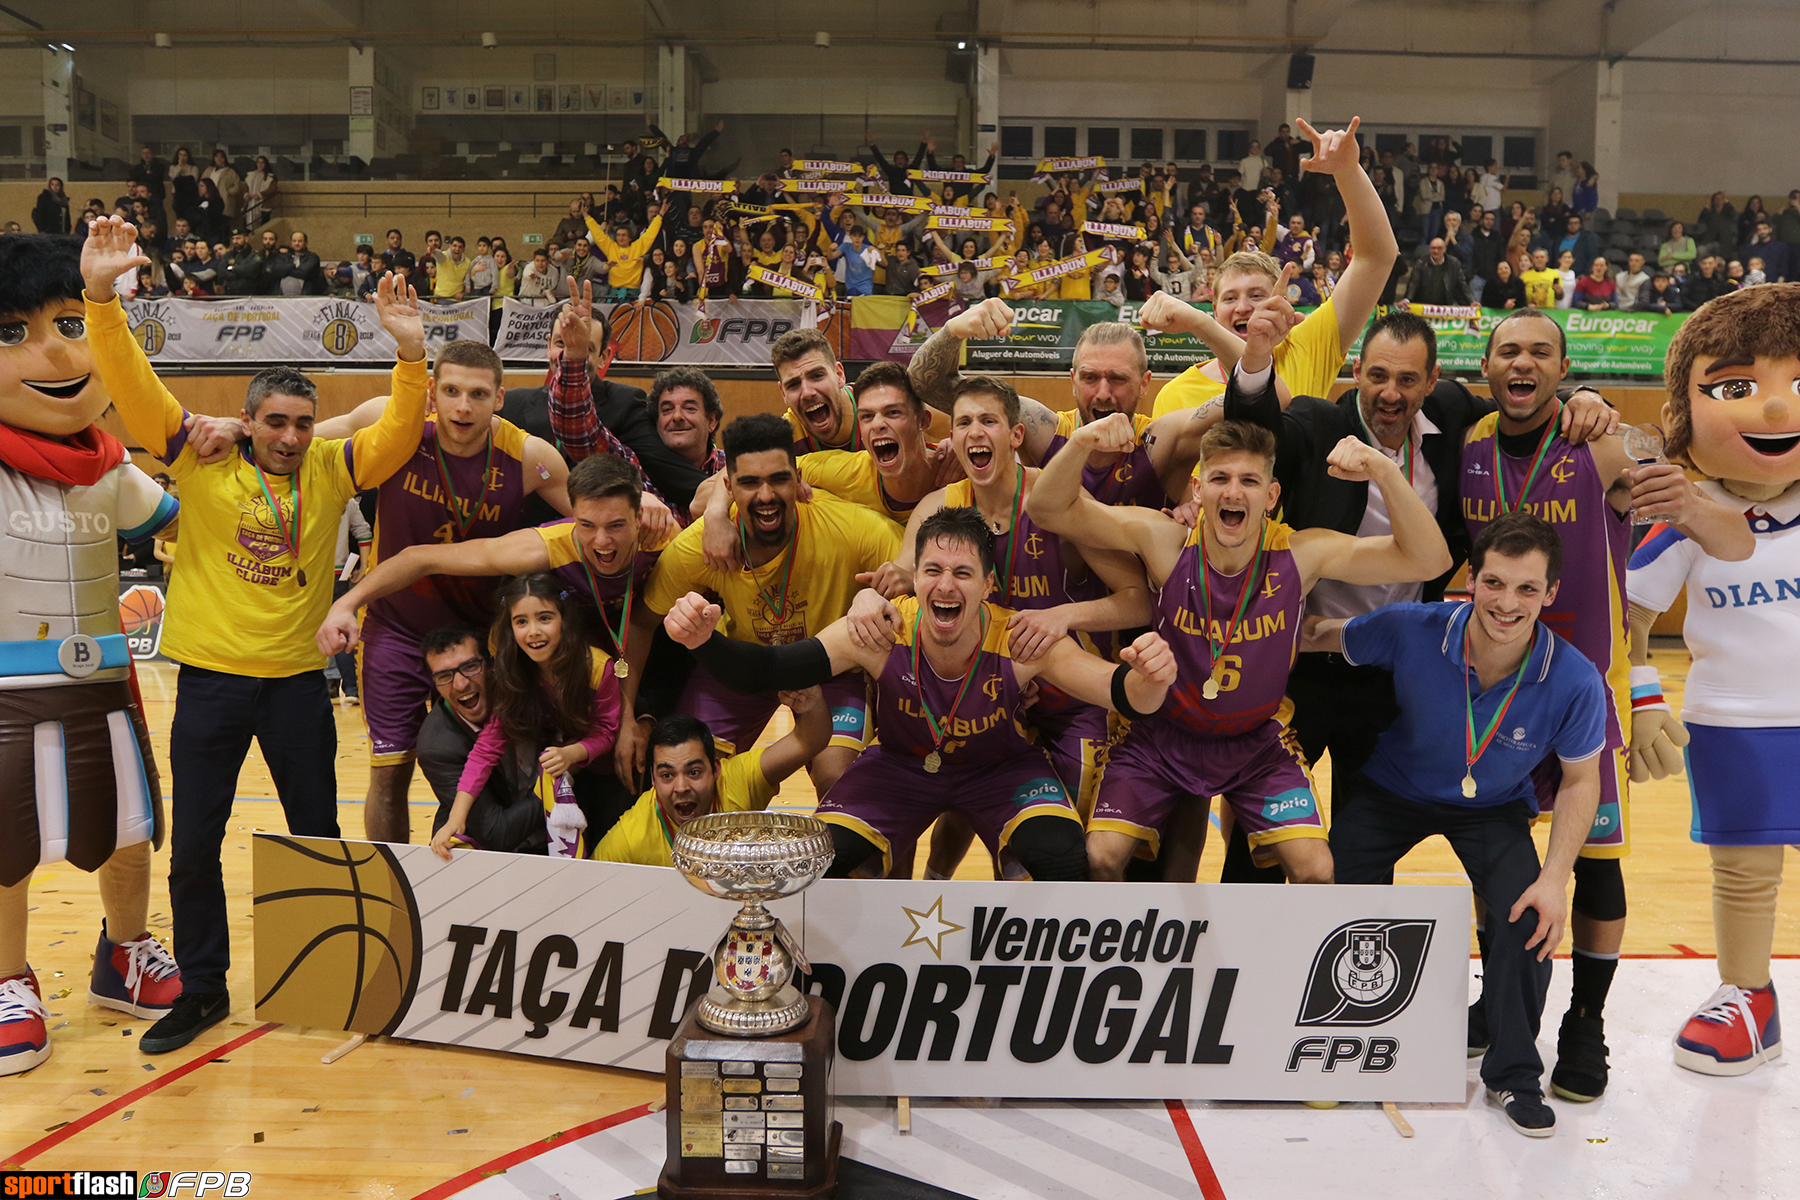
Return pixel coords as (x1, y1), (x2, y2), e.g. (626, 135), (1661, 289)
(253, 836), (422, 1034)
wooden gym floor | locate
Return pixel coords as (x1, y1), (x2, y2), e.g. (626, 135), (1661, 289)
(4, 643), (1796, 1198)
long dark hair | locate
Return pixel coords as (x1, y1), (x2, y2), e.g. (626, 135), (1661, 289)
(488, 574), (594, 750)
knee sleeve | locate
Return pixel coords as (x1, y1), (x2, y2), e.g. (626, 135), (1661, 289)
(826, 825), (883, 879)
(1571, 855), (1627, 922)
(1006, 817), (1089, 882)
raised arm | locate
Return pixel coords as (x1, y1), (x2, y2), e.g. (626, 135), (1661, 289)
(1290, 437), (1452, 588)
(1026, 413), (1183, 573)
(1296, 117), (1398, 351)
(80, 217), (186, 460)
(758, 687), (833, 784)
(1136, 289), (1248, 374)
(661, 591), (885, 681)
(905, 296), (1061, 459)
(1005, 546), (1152, 663)
(314, 395), (388, 440)
(1031, 629), (1176, 716)
(347, 273), (430, 488)
(1590, 436), (1755, 562)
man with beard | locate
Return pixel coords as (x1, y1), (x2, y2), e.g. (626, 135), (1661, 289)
(1457, 308), (1753, 1103)
(661, 506), (1178, 881)
(644, 414), (901, 793)
(772, 327), (864, 454)
(592, 701), (829, 868)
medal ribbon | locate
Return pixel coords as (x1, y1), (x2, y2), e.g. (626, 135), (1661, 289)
(1493, 404), (1561, 513)
(1462, 619), (1535, 780)
(577, 546), (635, 660)
(252, 460), (304, 578)
(1195, 518), (1268, 683)
(433, 429), (496, 538)
(738, 516), (799, 623)
(990, 466), (1028, 604)
(912, 604), (988, 758)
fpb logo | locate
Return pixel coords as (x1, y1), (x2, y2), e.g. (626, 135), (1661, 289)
(1295, 919), (1435, 1026)
(138, 1172), (251, 1197)
(689, 318), (721, 344)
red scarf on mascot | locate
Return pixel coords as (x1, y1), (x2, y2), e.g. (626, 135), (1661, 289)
(0, 423), (127, 487)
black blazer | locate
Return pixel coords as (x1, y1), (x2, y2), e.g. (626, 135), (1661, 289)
(416, 703), (544, 853)
(1223, 370), (1495, 601)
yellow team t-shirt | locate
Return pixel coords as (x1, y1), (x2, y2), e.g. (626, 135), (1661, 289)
(645, 496), (901, 643)
(86, 294), (427, 677)
(433, 255), (473, 299)
(1521, 268), (1563, 310)
(591, 749), (776, 867)
(1151, 294), (1346, 419)
(797, 449), (915, 529)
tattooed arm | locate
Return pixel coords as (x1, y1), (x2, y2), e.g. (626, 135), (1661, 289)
(907, 295), (1062, 463)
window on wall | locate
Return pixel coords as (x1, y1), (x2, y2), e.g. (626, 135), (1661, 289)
(999, 120), (1246, 171)
(1503, 136), (1537, 169)
(1461, 135), (1493, 167)
(1086, 126), (1119, 159)
(1216, 129), (1248, 161)
(1129, 127), (1164, 161)
(1043, 126), (1077, 157)
(1173, 128), (1207, 161)
(1000, 125), (1033, 158)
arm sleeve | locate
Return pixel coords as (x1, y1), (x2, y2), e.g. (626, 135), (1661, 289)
(114, 464), (180, 540)
(347, 357), (431, 489)
(1339, 606), (1407, 669)
(457, 719), (507, 798)
(583, 214), (622, 259)
(629, 216), (665, 258)
(689, 632), (834, 694)
(1553, 668), (1609, 763)
(83, 293), (189, 463)
(415, 723), (467, 815)
(546, 357), (602, 460)
(1626, 528), (1700, 614)
(1222, 356), (1283, 437)
(576, 664), (623, 764)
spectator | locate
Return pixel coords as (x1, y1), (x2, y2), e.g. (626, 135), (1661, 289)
(1744, 257), (1767, 287)
(133, 263), (167, 299)
(1275, 213), (1315, 272)
(1614, 252), (1650, 306)
(1538, 187), (1569, 235)
(1267, 123), (1302, 179)
(381, 228), (415, 274)
(1470, 207), (1503, 295)
(1552, 214), (1600, 270)
(243, 156), (277, 227)
(167, 147), (201, 227)
(127, 145), (168, 211)
(1554, 249), (1579, 308)
(1776, 190), (1800, 279)
(1573, 255), (1617, 310)
(422, 229), (446, 265)
(1265, 166), (1299, 223)
(435, 236), (473, 300)
(835, 224), (880, 297)
(31, 177), (70, 234)
(1475, 159), (1508, 213)
(859, 131), (929, 195)
(1736, 195), (1767, 246)
(1150, 236), (1209, 301)
(219, 230), (263, 295)
(487, 246), (516, 337)
(467, 237), (497, 296)
(518, 247), (562, 304)
(1684, 255), (1731, 309)
(587, 211), (664, 300)
(344, 245), (379, 299)
(655, 119), (723, 173)
(1391, 143), (1419, 192)
(192, 177), (229, 244)
(1658, 220), (1697, 273)
(1439, 211), (1473, 272)
(1549, 150), (1576, 202)
(1694, 191), (1736, 251)
(204, 149), (243, 226)
(1096, 272), (1124, 309)
(883, 240), (921, 296)
(1570, 162), (1599, 214)
(1410, 162), (1444, 240)
(1725, 258), (1746, 287)
(552, 197), (588, 247)
(1120, 245), (1157, 301)
(1406, 236), (1470, 305)
(1238, 139), (1269, 190)
(1738, 219), (1789, 282)
(1482, 257), (1527, 310)
(1636, 270), (1680, 314)
(266, 230), (327, 295)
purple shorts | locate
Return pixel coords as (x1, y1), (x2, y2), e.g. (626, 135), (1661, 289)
(1026, 699), (1112, 822)
(678, 663), (872, 756)
(1090, 716), (1324, 864)
(1531, 746), (1629, 858)
(358, 617), (433, 765)
(815, 744), (1080, 877)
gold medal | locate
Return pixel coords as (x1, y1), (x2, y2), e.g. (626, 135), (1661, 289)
(1203, 677), (1221, 700)
(297, 568), (307, 588)
(613, 659), (629, 680)
(923, 751), (942, 773)
(1461, 773), (1477, 799)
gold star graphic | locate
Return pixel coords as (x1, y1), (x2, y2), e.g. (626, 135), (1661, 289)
(900, 896), (965, 960)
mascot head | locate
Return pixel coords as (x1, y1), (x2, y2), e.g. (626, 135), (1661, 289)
(0, 233), (111, 439)
(1665, 282), (1800, 495)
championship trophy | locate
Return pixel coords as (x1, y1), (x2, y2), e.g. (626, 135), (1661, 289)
(660, 812), (840, 1199)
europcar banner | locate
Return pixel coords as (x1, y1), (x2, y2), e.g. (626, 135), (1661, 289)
(121, 297), (488, 363)
(253, 835), (1468, 1102)
(492, 297), (835, 367)
(1347, 305), (1690, 375)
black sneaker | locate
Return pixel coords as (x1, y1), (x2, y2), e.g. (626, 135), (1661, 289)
(1468, 996), (1489, 1058)
(1551, 1008), (1610, 1102)
(139, 991), (231, 1055)
(1486, 1087), (1555, 1138)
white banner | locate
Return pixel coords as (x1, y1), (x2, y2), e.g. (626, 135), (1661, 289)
(121, 296), (488, 364)
(492, 297), (816, 367)
(253, 836), (1468, 1102)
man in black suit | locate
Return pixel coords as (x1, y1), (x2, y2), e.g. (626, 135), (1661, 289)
(1217, 308), (1617, 880)
(416, 626), (546, 853)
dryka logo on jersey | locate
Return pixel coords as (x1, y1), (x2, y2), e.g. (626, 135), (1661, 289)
(1295, 919), (1435, 1026)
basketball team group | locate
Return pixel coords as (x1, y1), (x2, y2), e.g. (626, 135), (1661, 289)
(6, 117), (1798, 1143)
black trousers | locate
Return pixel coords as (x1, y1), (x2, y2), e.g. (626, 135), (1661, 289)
(169, 665), (341, 995)
(1330, 771), (1552, 1095)
(1222, 652), (1401, 884)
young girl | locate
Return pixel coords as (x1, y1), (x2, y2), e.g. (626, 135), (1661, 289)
(432, 575), (621, 859)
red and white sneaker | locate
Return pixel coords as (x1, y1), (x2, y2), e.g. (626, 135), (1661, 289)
(1674, 982), (1782, 1076)
(89, 927), (183, 1019)
(0, 972), (50, 1076)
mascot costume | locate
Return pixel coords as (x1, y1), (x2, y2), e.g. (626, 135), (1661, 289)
(0, 234), (181, 1074)
(1628, 281), (1799, 1075)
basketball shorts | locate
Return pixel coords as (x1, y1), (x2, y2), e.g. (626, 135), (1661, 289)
(1530, 744), (1629, 858)
(678, 663), (872, 757)
(814, 744), (1081, 878)
(1683, 723), (1800, 846)
(358, 617), (433, 766)
(1024, 696), (1111, 822)
(1089, 715), (1325, 866)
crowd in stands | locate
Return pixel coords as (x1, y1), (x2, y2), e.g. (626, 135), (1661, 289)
(25, 133), (1800, 321)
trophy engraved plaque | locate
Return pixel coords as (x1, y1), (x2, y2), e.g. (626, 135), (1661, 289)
(660, 812), (841, 1199)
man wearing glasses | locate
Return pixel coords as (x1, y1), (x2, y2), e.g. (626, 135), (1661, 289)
(416, 625), (543, 852)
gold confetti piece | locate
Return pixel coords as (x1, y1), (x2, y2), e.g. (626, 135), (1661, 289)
(121, 1110), (135, 1121)
(447, 1128), (468, 1135)
(142, 1064), (156, 1071)
(51, 989), (72, 1000)
(44, 1122), (69, 1132)
(421, 1094), (445, 1103)
(84, 1068), (107, 1074)
(303, 1106), (320, 1113)
(253, 1132), (265, 1144)
(1588, 1137), (1609, 1144)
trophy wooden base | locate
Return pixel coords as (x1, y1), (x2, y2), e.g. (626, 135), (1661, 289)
(659, 994), (840, 1199)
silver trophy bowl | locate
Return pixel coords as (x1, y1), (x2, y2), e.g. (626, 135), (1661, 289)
(671, 812), (835, 1036)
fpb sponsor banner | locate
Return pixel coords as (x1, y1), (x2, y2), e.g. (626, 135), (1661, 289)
(253, 835), (1467, 1101)
(494, 297), (831, 366)
(121, 297), (488, 364)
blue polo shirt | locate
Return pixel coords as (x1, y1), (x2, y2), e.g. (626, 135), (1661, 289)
(1341, 602), (1606, 810)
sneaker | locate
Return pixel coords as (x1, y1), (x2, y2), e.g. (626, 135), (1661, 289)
(1486, 1087), (1555, 1138)
(1674, 982), (1782, 1076)
(341, 693), (360, 707)
(1551, 1008), (1610, 1102)
(0, 974), (51, 1076)
(1468, 997), (1489, 1058)
(139, 991), (231, 1055)
(90, 926), (183, 1019)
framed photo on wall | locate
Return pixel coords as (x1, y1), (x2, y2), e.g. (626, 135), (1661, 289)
(584, 84), (607, 112)
(558, 84), (580, 112)
(421, 86), (440, 110)
(484, 85), (507, 111)
(508, 84), (530, 112)
(534, 85), (553, 113)
(462, 87), (480, 111)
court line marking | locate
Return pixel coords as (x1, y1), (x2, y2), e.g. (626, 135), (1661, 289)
(2, 1021), (280, 1167)
(409, 1101), (655, 1200)
(1164, 1099), (1228, 1200)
